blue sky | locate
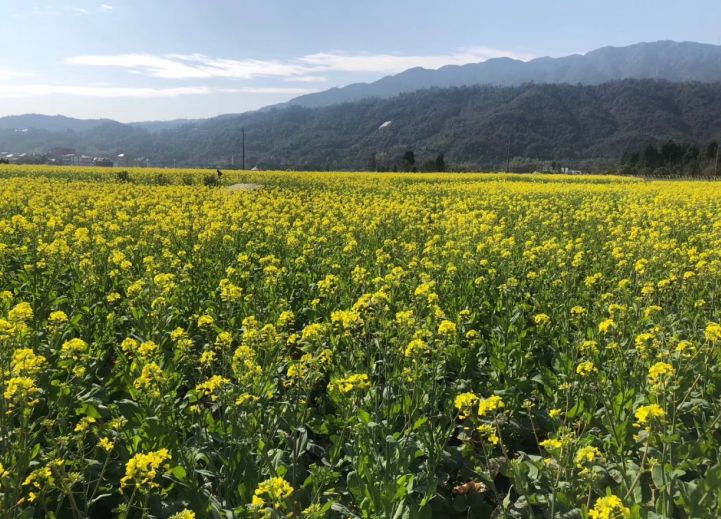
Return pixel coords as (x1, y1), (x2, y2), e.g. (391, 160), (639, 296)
(1, 0), (720, 122)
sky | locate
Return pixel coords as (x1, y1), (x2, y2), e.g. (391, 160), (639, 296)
(0, 0), (720, 122)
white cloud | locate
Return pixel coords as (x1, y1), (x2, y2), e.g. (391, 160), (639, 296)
(73, 7), (90, 15)
(299, 47), (535, 73)
(220, 87), (316, 95)
(284, 75), (328, 83)
(66, 54), (311, 80)
(100, 4), (113, 10)
(0, 68), (32, 81)
(0, 84), (316, 98)
(65, 47), (534, 81)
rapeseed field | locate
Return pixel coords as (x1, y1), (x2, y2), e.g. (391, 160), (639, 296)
(1, 166), (720, 518)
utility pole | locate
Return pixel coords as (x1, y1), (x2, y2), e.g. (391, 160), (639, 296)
(241, 127), (246, 170)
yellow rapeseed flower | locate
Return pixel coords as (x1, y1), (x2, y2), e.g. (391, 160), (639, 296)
(437, 320), (457, 336)
(477, 395), (505, 417)
(576, 361), (597, 377)
(705, 322), (721, 342)
(634, 404), (665, 427)
(598, 319), (615, 334)
(575, 446), (603, 468)
(252, 476), (294, 508)
(454, 392), (479, 419)
(120, 448), (172, 492)
(328, 373), (371, 394)
(648, 362), (675, 386)
(588, 495), (630, 519)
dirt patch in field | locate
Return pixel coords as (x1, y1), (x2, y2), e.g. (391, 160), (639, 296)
(227, 183), (263, 191)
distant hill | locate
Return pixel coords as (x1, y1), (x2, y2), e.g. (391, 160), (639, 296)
(0, 114), (201, 135)
(2, 80), (721, 171)
(0, 114), (115, 133)
(278, 41), (721, 109)
(129, 119), (205, 132)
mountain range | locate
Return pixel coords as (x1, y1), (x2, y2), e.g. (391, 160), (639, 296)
(1, 41), (721, 171)
(279, 40), (721, 109)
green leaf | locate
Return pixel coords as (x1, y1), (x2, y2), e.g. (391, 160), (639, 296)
(171, 465), (187, 480)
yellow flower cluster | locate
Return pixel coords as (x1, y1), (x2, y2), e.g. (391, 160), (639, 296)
(195, 375), (231, 401)
(11, 348), (47, 376)
(252, 476), (294, 508)
(120, 448), (172, 491)
(477, 395), (505, 417)
(576, 361), (597, 377)
(634, 404), (666, 427)
(588, 495), (630, 519)
(328, 373), (371, 394)
(648, 361), (675, 386)
(4, 376), (40, 409)
(575, 446), (603, 468)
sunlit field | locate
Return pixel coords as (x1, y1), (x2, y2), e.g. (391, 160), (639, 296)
(3, 165), (721, 518)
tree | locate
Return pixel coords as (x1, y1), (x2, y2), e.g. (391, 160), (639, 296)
(434, 153), (446, 172)
(641, 144), (661, 169)
(366, 152), (377, 172)
(705, 141), (718, 160)
(400, 150), (416, 172)
(402, 150), (415, 166)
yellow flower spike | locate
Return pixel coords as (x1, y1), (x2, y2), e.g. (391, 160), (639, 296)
(98, 437), (115, 453)
(47, 310), (68, 327)
(252, 477), (293, 508)
(327, 373), (371, 394)
(168, 510), (196, 519)
(10, 348), (46, 376)
(576, 361), (597, 377)
(8, 302), (33, 322)
(120, 448), (171, 492)
(575, 446), (604, 468)
(648, 361), (675, 387)
(705, 322), (721, 342)
(197, 314), (214, 328)
(477, 395), (505, 417)
(598, 319), (616, 334)
(634, 404), (666, 427)
(437, 319), (457, 336)
(74, 416), (96, 433)
(454, 392), (479, 419)
(195, 375), (230, 401)
(539, 438), (564, 451)
(587, 495), (630, 519)
(4, 376), (40, 408)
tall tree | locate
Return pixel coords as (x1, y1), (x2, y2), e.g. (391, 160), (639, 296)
(434, 153), (446, 172)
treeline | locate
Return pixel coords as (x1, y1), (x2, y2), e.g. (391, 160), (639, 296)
(620, 141), (720, 176)
(368, 151), (446, 172)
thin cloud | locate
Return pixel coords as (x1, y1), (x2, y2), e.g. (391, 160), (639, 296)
(284, 75), (329, 83)
(66, 54), (312, 80)
(0, 84), (316, 98)
(0, 68), (32, 81)
(299, 47), (535, 73)
(65, 47), (534, 80)
(219, 87), (316, 95)
(100, 4), (113, 10)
